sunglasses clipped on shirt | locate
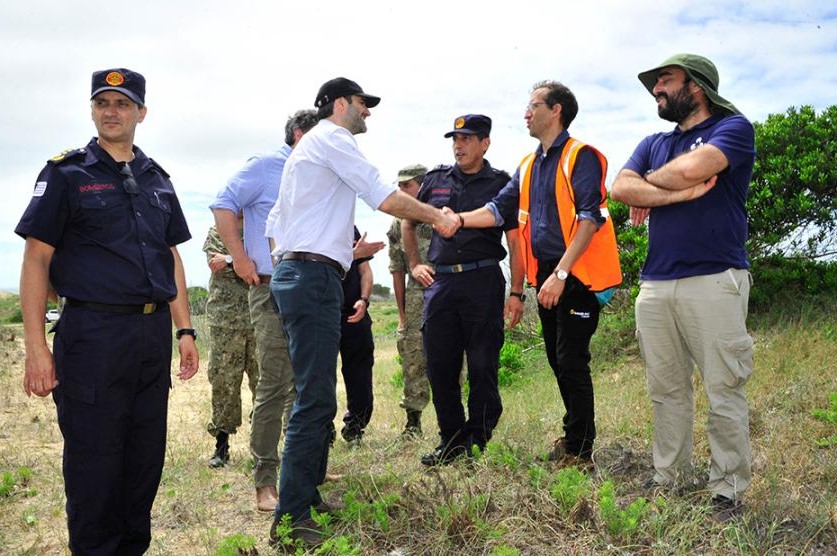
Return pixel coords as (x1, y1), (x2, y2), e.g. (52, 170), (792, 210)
(119, 162), (139, 195)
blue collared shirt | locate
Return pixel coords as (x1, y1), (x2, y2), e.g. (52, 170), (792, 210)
(488, 131), (604, 261)
(210, 145), (292, 275)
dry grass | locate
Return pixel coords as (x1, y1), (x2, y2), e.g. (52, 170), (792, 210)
(1, 300), (836, 555)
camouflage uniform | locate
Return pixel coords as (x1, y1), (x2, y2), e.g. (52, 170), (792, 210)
(388, 217), (433, 412)
(203, 226), (258, 437)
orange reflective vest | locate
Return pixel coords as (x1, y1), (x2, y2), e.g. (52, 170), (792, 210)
(517, 138), (622, 290)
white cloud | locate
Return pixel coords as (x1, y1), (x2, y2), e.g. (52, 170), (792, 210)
(2, 0), (835, 291)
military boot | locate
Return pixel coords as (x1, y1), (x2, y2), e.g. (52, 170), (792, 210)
(402, 410), (422, 438)
(208, 431), (230, 468)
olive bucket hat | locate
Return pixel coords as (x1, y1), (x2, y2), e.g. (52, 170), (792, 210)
(638, 53), (740, 116)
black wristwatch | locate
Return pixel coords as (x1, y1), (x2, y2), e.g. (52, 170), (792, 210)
(176, 328), (197, 340)
(360, 297), (370, 308)
(509, 291), (527, 302)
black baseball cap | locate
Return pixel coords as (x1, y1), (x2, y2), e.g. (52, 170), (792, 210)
(315, 77), (381, 108)
(90, 68), (145, 106)
(443, 114), (492, 138)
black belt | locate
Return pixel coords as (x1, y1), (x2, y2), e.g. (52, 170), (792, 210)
(65, 298), (168, 315)
(434, 259), (499, 274)
(280, 252), (346, 279)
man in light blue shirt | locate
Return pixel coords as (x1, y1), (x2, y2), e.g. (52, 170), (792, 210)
(210, 109), (318, 512)
(265, 77), (461, 548)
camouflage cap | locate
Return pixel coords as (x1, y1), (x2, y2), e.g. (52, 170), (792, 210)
(396, 164), (428, 183)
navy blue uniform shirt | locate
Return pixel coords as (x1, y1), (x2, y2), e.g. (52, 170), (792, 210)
(419, 161), (514, 265)
(489, 131), (604, 261)
(15, 138), (191, 304)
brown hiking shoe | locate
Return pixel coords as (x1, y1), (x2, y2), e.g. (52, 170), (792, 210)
(269, 516), (323, 549)
(546, 438), (570, 462)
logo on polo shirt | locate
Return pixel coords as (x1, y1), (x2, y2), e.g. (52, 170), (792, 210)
(569, 309), (591, 319)
(690, 137), (704, 151)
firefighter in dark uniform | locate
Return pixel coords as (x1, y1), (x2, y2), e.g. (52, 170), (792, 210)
(402, 114), (524, 466)
(16, 68), (199, 555)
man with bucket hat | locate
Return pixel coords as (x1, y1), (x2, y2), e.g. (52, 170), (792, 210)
(16, 68), (199, 553)
(611, 54), (756, 519)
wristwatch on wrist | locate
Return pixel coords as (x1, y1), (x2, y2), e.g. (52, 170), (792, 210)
(509, 291), (527, 302)
(554, 268), (568, 281)
(224, 254), (233, 267)
(360, 297), (370, 308)
(176, 328), (197, 340)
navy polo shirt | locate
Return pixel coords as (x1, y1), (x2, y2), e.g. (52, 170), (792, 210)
(489, 131), (604, 261)
(419, 161), (514, 265)
(15, 138), (191, 304)
(622, 114), (755, 280)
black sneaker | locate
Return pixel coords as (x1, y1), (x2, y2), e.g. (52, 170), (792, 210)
(711, 495), (743, 522)
(341, 424), (364, 444)
(420, 443), (468, 466)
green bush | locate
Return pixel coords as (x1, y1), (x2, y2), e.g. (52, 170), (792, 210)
(749, 256), (837, 312)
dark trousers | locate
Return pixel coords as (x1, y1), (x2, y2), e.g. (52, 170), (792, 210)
(422, 265), (505, 449)
(271, 260), (342, 523)
(53, 305), (172, 556)
(339, 312), (374, 432)
(536, 261), (601, 457)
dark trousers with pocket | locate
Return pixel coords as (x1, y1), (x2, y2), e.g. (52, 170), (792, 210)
(53, 304), (172, 556)
(422, 265), (505, 450)
(536, 260), (600, 458)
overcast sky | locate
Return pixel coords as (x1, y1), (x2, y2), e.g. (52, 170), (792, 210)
(1, 1), (834, 292)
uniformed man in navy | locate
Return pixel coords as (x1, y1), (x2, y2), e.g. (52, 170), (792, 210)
(402, 114), (524, 466)
(16, 68), (199, 555)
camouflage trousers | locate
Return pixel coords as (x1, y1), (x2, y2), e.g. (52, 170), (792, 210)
(398, 288), (430, 412)
(206, 324), (258, 437)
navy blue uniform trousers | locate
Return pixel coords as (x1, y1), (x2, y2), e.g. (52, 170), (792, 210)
(339, 312), (374, 433)
(53, 305), (172, 556)
(535, 261), (600, 458)
(422, 265), (505, 449)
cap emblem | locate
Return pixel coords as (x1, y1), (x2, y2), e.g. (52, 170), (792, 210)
(105, 71), (124, 86)
(454, 117), (465, 129)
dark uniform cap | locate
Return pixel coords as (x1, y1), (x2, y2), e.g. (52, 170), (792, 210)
(315, 77), (381, 109)
(91, 68), (146, 106)
(637, 53), (740, 116)
(443, 114), (492, 138)
(396, 164), (428, 183)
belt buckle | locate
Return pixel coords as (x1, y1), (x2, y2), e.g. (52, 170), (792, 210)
(143, 303), (156, 314)
(451, 264), (464, 273)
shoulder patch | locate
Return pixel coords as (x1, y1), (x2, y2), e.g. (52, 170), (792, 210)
(48, 147), (85, 165)
(148, 158), (170, 178)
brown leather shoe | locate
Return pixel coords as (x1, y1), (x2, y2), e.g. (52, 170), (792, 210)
(256, 485), (278, 512)
(268, 516), (324, 548)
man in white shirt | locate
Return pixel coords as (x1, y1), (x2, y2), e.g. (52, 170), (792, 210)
(265, 77), (460, 548)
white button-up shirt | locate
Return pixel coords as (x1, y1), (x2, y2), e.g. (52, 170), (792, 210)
(265, 119), (396, 271)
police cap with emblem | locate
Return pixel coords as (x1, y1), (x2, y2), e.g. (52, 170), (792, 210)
(443, 114), (492, 138)
(91, 68), (146, 107)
